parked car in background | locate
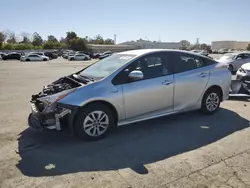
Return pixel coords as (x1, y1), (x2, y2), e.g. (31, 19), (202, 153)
(68, 54), (90, 61)
(0, 52), (7, 59)
(63, 52), (75, 59)
(236, 63), (250, 82)
(92, 52), (101, 59)
(28, 49), (231, 140)
(216, 52), (250, 72)
(20, 54), (49, 61)
(98, 51), (112, 59)
(29, 52), (46, 56)
(2, 53), (21, 60)
(218, 49), (229, 54)
(44, 52), (58, 59)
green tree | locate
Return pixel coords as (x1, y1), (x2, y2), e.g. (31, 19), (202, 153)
(20, 36), (31, 44)
(43, 41), (66, 49)
(47, 35), (58, 42)
(66, 31), (77, 42)
(200, 43), (212, 53)
(93, 34), (104, 44)
(247, 43), (250, 51)
(69, 38), (88, 51)
(2, 43), (13, 50)
(13, 44), (33, 50)
(0, 32), (6, 49)
(179, 40), (191, 50)
(104, 38), (115, 45)
(20, 32), (31, 44)
(32, 32), (43, 46)
(6, 31), (17, 44)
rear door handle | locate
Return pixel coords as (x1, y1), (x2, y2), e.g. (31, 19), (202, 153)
(162, 80), (173, 85)
(199, 72), (207, 77)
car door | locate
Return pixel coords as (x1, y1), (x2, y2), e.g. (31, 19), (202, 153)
(75, 55), (81, 60)
(116, 52), (174, 120)
(79, 55), (85, 60)
(35, 55), (41, 61)
(28, 55), (35, 61)
(172, 52), (210, 111)
(9, 54), (15, 59)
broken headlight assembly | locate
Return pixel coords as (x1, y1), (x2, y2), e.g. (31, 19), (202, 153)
(239, 68), (246, 73)
(41, 88), (77, 113)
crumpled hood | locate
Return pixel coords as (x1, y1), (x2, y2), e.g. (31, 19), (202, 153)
(241, 63), (250, 70)
(31, 76), (85, 105)
(38, 88), (77, 104)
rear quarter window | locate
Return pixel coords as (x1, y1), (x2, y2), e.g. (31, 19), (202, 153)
(203, 58), (217, 66)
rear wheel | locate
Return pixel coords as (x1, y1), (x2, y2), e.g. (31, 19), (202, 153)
(43, 58), (47, 61)
(74, 103), (116, 140)
(201, 89), (221, 114)
(70, 58), (74, 61)
(26, 59), (30, 61)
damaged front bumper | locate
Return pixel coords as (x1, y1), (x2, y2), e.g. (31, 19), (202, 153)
(229, 80), (250, 98)
(28, 102), (71, 131)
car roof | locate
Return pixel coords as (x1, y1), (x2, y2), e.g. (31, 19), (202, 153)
(117, 49), (208, 58)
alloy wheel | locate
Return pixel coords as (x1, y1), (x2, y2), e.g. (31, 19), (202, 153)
(83, 111), (109, 137)
(206, 93), (219, 112)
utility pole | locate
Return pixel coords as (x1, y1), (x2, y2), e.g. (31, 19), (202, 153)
(114, 34), (116, 45)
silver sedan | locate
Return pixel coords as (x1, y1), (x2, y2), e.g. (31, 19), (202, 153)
(29, 49), (231, 140)
(216, 52), (250, 72)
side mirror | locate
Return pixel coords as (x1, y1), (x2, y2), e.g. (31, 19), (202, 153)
(128, 70), (144, 81)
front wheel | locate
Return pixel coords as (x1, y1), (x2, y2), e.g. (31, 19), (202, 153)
(228, 64), (234, 73)
(26, 59), (30, 61)
(201, 89), (221, 114)
(43, 58), (47, 61)
(74, 103), (116, 140)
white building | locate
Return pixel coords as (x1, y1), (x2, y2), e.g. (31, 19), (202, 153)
(211, 41), (250, 50)
(119, 41), (180, 49)
(87, 44), (138, 53)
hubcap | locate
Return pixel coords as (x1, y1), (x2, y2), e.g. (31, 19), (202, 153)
(206, 93), (219, 112)
(83, 111), (109, 137)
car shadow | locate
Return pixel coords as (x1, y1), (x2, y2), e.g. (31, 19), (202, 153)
(16, 108), (249, 177)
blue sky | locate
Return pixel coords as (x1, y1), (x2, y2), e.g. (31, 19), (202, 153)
(1, 0), (250, 44)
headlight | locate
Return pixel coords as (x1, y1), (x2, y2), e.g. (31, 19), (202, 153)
(39, 88), (76, 105)
(239, 68), (246, 73)
(43, 89), (76, 113)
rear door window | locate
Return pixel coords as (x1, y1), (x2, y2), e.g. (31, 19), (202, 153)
(172, 52), (205, 74)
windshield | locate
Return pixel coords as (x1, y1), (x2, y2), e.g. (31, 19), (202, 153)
(80, 54), (136, 79)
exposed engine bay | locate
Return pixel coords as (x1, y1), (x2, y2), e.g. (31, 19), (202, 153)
(31, 74), (89, 102)
(29, 73), (93, 131)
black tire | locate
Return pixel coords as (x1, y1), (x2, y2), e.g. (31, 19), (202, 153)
(228, 64), (234, 73)
(70, 58), (74, 61)
(74, 103), (116, 141)
(26, 59), (30, 61)
(43, 58), (47, 61)
(201, 88), (221, 114)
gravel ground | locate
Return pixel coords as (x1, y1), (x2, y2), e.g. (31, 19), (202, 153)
(0, 57), (250, 188)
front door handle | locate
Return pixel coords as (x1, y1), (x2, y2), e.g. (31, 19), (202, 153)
(162, 80), (173, 85)
(199, 72), (207, 77)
